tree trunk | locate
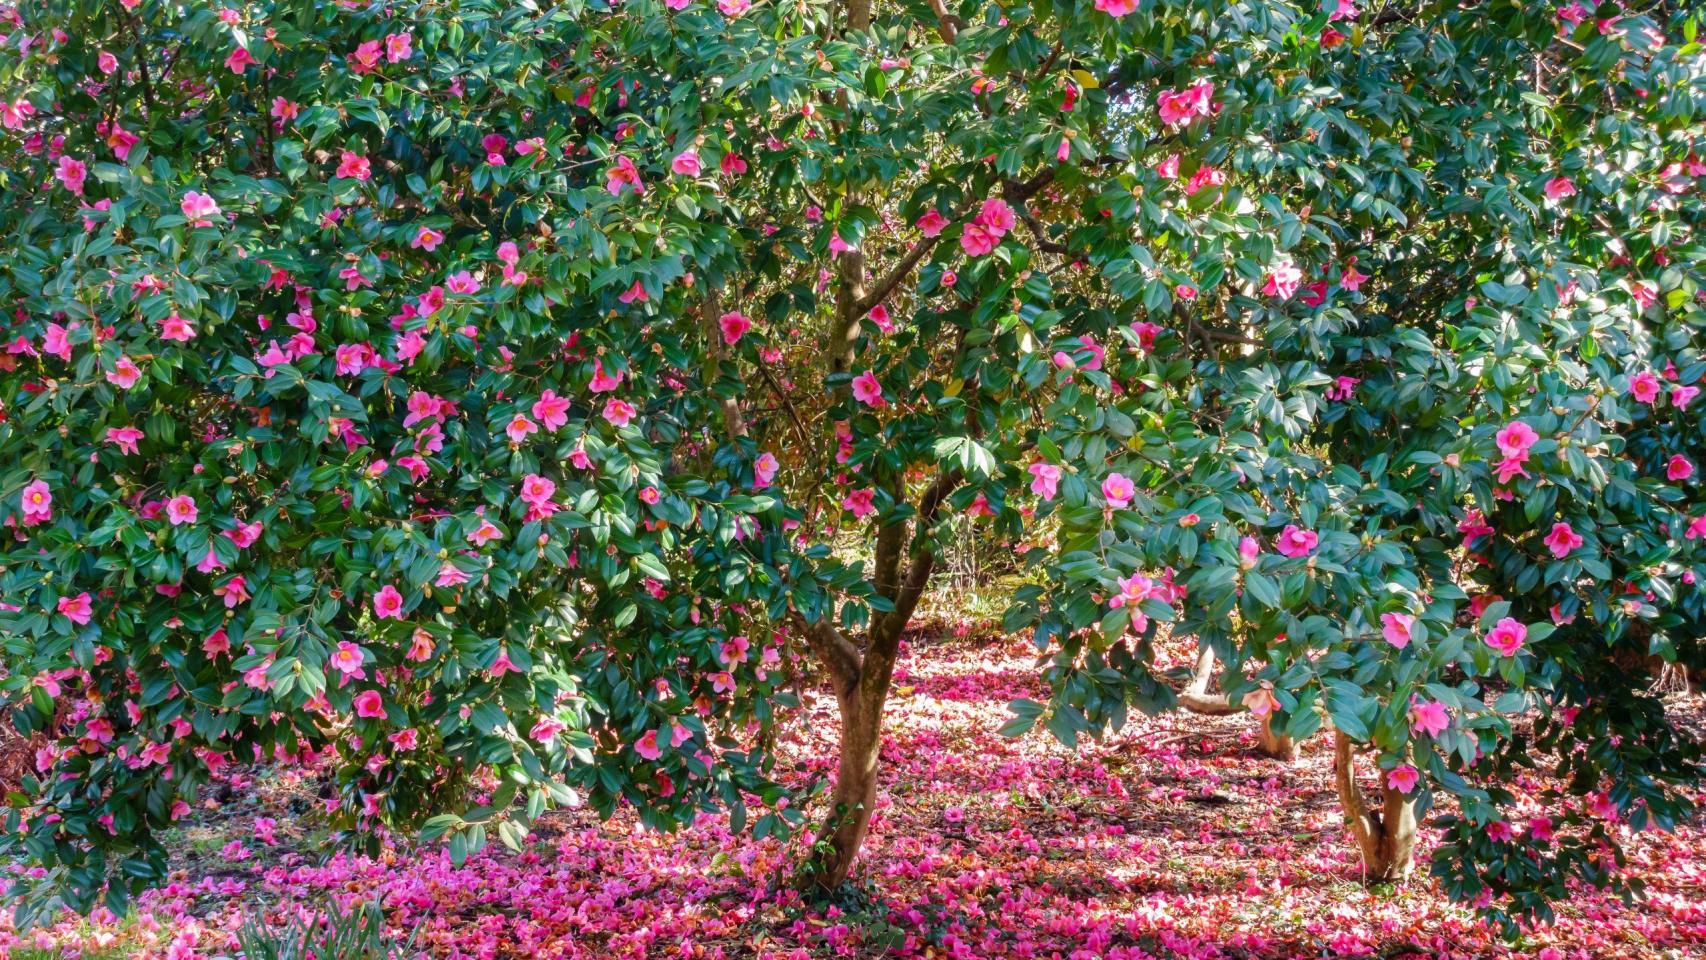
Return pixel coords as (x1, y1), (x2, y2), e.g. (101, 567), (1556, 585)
(1332, 730), (1417, 883)
(808, 677), (885, 889)
(1176, 643), (1241, 715)
(1257, 712), (1298, 761)
(1178, 643), (1297, 758)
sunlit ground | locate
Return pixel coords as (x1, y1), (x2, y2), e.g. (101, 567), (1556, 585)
(4, 624), (1703, 959)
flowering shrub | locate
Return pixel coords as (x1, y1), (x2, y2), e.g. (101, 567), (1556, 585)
(0, 0), (1703, 933)
(998, 0), (1706, 930)
(0, 0), (806, 917)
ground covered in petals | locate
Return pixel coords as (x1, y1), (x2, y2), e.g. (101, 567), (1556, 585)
(5, 626), (1704, 960)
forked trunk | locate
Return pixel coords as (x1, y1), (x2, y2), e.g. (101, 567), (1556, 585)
(1332, 730), (1417, 883)
(1180, 643), (1299, 759)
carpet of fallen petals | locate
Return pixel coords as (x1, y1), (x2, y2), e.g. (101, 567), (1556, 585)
(4, 625), (1704, 960)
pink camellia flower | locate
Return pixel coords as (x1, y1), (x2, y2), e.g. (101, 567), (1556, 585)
(1324, 375), (1359, 401)
(1493, 455), (1531, 485)
(55, 155), (87, 195)
(1028, 462), (1062, 501)
(532, 391), (571, 431)
(1156, 80), (1213, 126)
(965, 492), (995, 518)
(520, 473), (556, 507)
(165, 495), (198, 526)
(1409, 699), (1451, 737)
(1094, 0), (1138, 16)
(1666, 455), (1693, 481)
(337, 150), (372, 181)
(1380, 612), (1415, 649)
(446, 270), (481, 295)
(1275, 525), (1317, 558)
(505, 414), (537, 443)
(218, 576), (252, 609)
(373, 584), (405, 620)
(1672, 384), (1700, 409)
(1130, 321), (1162, 351)
(1339, 260), (1369, 291)
(1387, 764), (1420, 794)
(181, 190), (221, 226)
(57, 592), (93, 626)
(960, 220), (999, 257)
(635, 729), (662, 761)
(1238, 536), (1261, 568)
(977, 198), (1016, 234)
(1543, 176), (1577, 201)
(670, 149), (701, 176)
(589, 360), (623, 392)
(225, 45), (254, 74)
(530, 716), (566, 743)
(1184, 165), (1226, 196)
(719, 311), (752, 345)
(1242, 686), (1281, 717)
(1629, 280), (1658, 310)
(603, 398), (637, 428)
(842, 487), (876, 518)
(753, 452), (779, 489)
(1543, 521), (1583, 558)
(385, 31), (412, 63)
(1102, 472), (1135, 509)
(20, 479), (52, 525)
(353, 690), (386, 719)
(605, 156), (644, 196)
(159, 313), (196, 342)
(1629, 370), (1662, 404)
(1484, 617), (1528, 657)
(42, 322), (75, 361)
(107, 426), (144, 455)
(108, 355), (143, 389)
(1495, 421), (1538, 459)
(329, 641), (366, 677)
(97, 50), (119, 74)
(916, 208), (948, 237)
(350, 40), (383, 73)
(1263, 258), (1304, 300)
(851, 370), (885, 407)
(412, 227), (444, 251)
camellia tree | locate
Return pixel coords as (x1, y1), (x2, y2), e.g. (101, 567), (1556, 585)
(0, 0), (1703, 935)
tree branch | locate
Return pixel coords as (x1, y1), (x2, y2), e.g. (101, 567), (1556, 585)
(1015, 205), (1072, 256)
(854, 172), (1057, 315)
(1177, 642), (1241, 715)
(874, 468), (963, 644)
(856, 233), (944, 315)
(120, 5), (158, 115)
(924, 0), (960, 43)
(702, 287), (747, 440)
